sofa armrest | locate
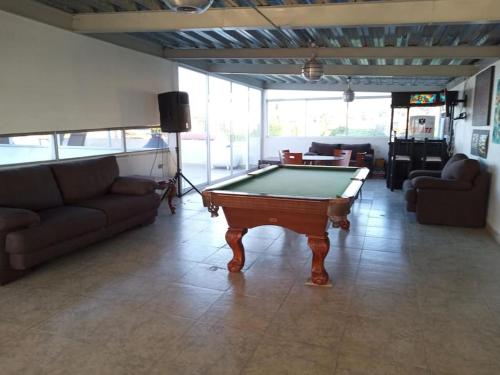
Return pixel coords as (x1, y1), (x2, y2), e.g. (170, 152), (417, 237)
(110, 177), (158, 196)
(412, 177), (471, 191)
(0, 207), (40, 232)
(408, 170), (441, 179)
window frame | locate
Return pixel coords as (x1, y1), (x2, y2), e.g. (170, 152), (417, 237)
(0, 125), (168, 168)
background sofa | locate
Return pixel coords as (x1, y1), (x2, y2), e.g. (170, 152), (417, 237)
(306, 142), (374, 170)
(403, 153), (490, 227)
(0, 156), (161, 284)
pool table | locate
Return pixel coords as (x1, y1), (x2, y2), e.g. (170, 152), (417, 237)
(202, 165), (369, 285)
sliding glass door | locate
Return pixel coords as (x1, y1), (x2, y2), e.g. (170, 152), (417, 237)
(231, 83), (249, 175)
(178, 67), (262, 189)
(208, 76), (232, 182)
(178, 68), (209, 187)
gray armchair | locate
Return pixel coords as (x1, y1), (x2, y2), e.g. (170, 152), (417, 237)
(403, 154), (490, 227)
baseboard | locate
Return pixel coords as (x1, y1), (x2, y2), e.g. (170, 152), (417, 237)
(486, 223), (500, 245)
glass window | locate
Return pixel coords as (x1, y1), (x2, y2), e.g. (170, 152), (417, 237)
(346, 97), (392, 136)
(267, 91), (391, 137)
(57, 130), (123, 159)
(268, 100), (306, 136)
(305, 99), (347, 136)
(125, 127), (167, 151)
(392, 108), (409, 137)
(0, 134), (55, 165)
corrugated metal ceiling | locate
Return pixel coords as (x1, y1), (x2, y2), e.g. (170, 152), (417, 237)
(32, 0), (500, 88)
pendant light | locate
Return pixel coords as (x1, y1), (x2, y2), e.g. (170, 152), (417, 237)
(161, 0), (214, 13)
(302, 56), (324, 81)
(343, 77), (355, 102)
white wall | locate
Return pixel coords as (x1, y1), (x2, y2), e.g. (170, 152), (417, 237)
(450, 60), (500, 243)
(0, 10), (177, 134)
(263, 136), (389, 160)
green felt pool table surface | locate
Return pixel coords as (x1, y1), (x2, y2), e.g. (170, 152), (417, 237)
(208, 165), (365, 199)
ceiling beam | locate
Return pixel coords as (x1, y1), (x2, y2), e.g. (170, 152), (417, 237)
(208, 64), (478, 77)
(265, 83), (447, 93)
(164, 46), (500, 60)
(72, 0), (500, 33)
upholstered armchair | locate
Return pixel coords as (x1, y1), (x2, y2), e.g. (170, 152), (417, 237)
(403, 153), (490, 227)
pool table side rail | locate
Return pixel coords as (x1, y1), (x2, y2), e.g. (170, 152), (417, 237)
(342, 167), (370, 199)
(202, 193), (333, 215)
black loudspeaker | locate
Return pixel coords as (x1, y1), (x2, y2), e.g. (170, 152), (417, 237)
(158, 91), (191, 133)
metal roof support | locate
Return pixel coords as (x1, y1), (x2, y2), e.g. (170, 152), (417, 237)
(208, 63), (478, 77)
(163, 46), (500, 60)
(71, 1), (500, 33)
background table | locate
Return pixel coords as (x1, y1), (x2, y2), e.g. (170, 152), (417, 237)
(258, 155), (344, 167)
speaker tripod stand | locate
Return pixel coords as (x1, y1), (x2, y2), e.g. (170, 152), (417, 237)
(170, 132), (202, 198)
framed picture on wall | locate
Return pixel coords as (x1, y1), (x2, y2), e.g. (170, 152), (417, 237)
(494, 79), (500, 144)
(471, 129), (490, 158)
(472, 66), (495, 126)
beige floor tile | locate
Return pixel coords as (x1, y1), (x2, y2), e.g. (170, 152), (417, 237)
(141, 282), (223, 319)
(178, 263), (242, 291)
(200, 292), (281, 333)
(348, 287), (419, 321)
(202, 247), (261, 270)
(0, 288), (79, 327)
(35, 296), (134, 344)
(266, 299), (348, 348)
(150, 322), (261, 375)
(335, 349), (430, 375)
(242, 337), (336, 375)
(230, 272), (295, 303)
(97, 308), (194, 366)
(284, 279), (353, 312)
(0, 331), (84, 375)
(341, 314), (427, 368)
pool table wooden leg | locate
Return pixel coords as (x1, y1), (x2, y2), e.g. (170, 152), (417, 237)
(225, 228), (248, 272)
(307, 234), (330, 285)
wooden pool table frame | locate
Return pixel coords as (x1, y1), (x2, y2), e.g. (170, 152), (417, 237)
(202, 165), (369, 285)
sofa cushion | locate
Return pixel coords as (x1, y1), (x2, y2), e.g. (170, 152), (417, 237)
(0, 165), (63, 211)
(51, 156), (119, 203)
(5, 206), (106, 254)
(0, 207), (40, 232)
(340, 143), (372, 160)
(110, 177), (157, 196)
(441, 158), (479, 182)
(441, 153), (468, 179)
(309, 142), (341, 155)
(75, 193), (160, 225)
(402, 179), (416, 204)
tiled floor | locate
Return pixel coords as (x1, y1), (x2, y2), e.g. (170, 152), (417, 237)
(1, 180), (500, 374)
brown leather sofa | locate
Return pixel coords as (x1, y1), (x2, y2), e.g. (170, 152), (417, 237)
(403, 153), (490, 227)
(306, 142), (374, 170)
(0, 156), (161, 284)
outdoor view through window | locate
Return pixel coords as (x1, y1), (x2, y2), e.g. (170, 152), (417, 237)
(267, 90), (392, 137)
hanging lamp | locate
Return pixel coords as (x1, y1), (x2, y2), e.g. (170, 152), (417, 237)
(302, 56), (324, 81)
(343, 77), (355, 102)
(161, 0), (213, 13)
